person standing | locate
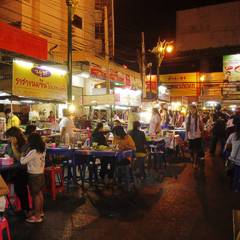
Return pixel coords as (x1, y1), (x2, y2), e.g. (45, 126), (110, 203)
(48, 111), (56, 123)
(225, 123), (240, 191)
(210, 104), (228, 156)
(59, 109), (75, 144)
(4, 109), (21, 130)
(129, 121), (147, 179)
(185, 105), (204, 168)
(127, 107), (140, 132)
(20, 133), (45, 223)
(149, 108), (161, 136)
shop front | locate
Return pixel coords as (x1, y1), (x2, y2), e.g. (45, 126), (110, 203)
(0, 58), (67, 139)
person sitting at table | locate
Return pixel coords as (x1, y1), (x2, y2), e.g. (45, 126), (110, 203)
(91, 123), (114, 182)
(5, 127), (30, 218)
(20, 133), (45, 223)
(91, 123), (108, 146)
(112, 126), (136, 166)
(25, 125), (37, 138)
(129, 121), (147, 179)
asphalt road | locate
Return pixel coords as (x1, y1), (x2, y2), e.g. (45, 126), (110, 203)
(70, 153), (238, 240)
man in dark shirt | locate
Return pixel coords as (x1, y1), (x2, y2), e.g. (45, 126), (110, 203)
(210, 104), (228, 156)
(91, 123), (108, 146)
(129, 121), (147, 179)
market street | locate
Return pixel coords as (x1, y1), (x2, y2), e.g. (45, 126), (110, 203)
(69, 153), (236, 240)
(8, 152), (237, 240)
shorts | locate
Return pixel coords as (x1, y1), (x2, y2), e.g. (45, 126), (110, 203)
(188, 138), (203, 153)
(28, 173), (45, 197)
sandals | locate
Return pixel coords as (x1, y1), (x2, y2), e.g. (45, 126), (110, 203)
(26, 215), (43, 223)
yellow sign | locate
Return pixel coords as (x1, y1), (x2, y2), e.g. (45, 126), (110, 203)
(12, 60), (67, 101)
(160, 72), (199, 97)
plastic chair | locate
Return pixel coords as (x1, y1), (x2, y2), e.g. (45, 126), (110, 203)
(6, 185), (32, 211)
(44, 166), (64, 200)
(0, 217), (11, 240)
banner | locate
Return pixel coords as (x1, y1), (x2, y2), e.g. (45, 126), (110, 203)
(12, 60), (67, 101)
(0, 22), (47, 61)
(90, 64), (131, 85)
(160, 73), (199, 97)
(145, 75), (157, 98)
(114, 88), (141, 106)
(223, 55), (240, 100)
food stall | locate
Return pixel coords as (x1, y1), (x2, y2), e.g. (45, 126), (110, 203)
(0, 58), (67, 142)
(82, 87), (142, 128)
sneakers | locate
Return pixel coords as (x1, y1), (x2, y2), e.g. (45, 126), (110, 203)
(26, 215), (43, 223)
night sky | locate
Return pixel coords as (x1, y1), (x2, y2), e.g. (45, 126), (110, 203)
(114, 0), (238, 69)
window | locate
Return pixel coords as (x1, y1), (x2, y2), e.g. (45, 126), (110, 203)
(95, 0), (103, 10)
(95, 23), (104, 39)
(72, 15), (82, 29)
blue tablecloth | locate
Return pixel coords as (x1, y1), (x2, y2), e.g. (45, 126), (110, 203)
(0, 162), (23, 173)
(74, 149), (133, 161)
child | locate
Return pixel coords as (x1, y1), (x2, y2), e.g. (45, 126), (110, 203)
(20, 133), (45, 223)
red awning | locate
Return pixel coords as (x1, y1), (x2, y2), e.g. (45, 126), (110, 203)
(0, 22), (48, 61)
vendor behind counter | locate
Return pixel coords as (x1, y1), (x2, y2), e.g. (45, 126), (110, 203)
(4, 109), (21, 129)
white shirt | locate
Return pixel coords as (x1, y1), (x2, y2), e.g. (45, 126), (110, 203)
(226, 133), (240, 165)
(185, 115), (202, 140)
(20, 149), (45, 174)
(149, 114), (161, 135)
(59, 117), (75, 138)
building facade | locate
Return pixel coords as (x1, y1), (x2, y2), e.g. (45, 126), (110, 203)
(0, 0), (114, 62)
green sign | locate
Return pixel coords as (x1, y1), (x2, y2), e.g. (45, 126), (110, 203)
(223, 54), (240, 81)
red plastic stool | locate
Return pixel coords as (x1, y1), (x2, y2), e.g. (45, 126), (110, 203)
(6, 185), (32, 211)
(0, 218), (11, 240)
(44, 166), (64, 200)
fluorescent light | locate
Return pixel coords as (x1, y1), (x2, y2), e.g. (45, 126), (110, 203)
(14, 59), (34, 68)
(78, 72), (90, 78)
(40, 66), (67, 75)
(0, 92), (10, 97)
(20, 100), (34, 104)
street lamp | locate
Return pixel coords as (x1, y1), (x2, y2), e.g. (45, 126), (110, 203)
(66, 0), (78, 105)
(150, 38), (174, 98)
(66, 0), (73, 105)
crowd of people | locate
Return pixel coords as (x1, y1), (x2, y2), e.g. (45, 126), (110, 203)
(1, 103), (240, 225)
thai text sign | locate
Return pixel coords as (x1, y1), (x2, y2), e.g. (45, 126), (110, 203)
(12, 60), (67, 101)
(160, 73), (199, 97)
(223, 55), (240, 100)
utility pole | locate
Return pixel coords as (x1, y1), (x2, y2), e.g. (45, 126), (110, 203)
(66, 0), (73, 105)
(150, 38), (173, 97)
(104, 6), (110, 94)
(141, 32), (146, 98)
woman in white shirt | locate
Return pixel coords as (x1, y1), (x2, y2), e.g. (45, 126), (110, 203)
(185, 105), (204, 168)
(225, 123), (240, 191)
(149, 108), (161, 136)
(20, 133), (46, 223)
(59, 109), (75, 144)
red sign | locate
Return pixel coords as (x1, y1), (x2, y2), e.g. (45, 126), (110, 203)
(90, 64), (131, 85)
(0, 22), (48, 61)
